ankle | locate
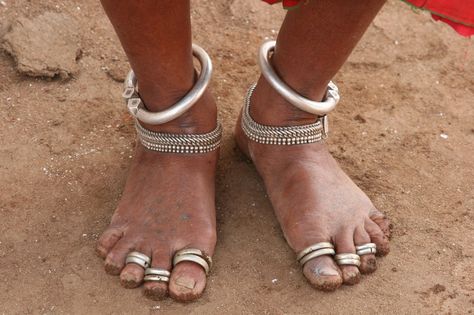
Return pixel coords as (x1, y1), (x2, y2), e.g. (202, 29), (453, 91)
(249, 76), (326, 127)
(139, 89), (218, 134)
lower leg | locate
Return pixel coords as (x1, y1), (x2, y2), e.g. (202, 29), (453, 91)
(98, 0), (217, 302)
(100, 0), (216, 133)
(251, 0), (386, 125)
(236, 0), (390, 291)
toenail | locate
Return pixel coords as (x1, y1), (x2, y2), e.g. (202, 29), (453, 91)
(105, 264), (121, 275)
(315, 267), (339, 277)
(122, 273), (139, 282)
(145, 286), (167, 300)
(175, 277), (196, 290)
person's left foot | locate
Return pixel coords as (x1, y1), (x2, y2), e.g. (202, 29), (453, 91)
(235, 78), (391, 290)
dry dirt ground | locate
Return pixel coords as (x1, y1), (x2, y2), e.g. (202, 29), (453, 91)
(1, 0), (473, 314)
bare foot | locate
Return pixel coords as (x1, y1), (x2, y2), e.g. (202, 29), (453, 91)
(96, 92), (218, 302)
(235, 78), (390, 291)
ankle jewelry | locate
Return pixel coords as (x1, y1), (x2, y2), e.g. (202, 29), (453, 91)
(259, 40), (340, 116)
(242, 40), (340, 145)
(242, 84), (327, 145)
(122, 44), (222, 154)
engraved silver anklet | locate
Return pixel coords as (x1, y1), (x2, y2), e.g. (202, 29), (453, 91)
(241, 40), (341, 145)
(242, 84), (328, 145)
(122, 44), (222, 154)
(135, 122), (222, 154)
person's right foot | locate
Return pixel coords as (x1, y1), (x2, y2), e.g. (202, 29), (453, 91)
(96, 92), (218, 302)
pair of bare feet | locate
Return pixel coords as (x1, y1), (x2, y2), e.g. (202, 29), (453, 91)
(95, 77), (390, 302)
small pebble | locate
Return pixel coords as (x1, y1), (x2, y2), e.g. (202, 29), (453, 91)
(440, 133), (448, 139)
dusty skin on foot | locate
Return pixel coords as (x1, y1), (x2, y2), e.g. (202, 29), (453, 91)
(235, 79), (391, 291)
(96, 94), (219, 302)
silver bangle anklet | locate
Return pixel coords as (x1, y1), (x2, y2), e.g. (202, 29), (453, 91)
(123, 44), (212, 125)
(241, 40), (341, 146)
(259, 40), (340, 116)
(122, 43), (222, 154)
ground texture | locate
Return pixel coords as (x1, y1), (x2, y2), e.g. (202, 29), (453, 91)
(0, 0), (473, 314)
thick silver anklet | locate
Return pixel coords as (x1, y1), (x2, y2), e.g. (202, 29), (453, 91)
(242, 40), (340, 146)
(122, 44), (222, 154)
(242, 84), (327, 145)
(135, 122), (222, 154)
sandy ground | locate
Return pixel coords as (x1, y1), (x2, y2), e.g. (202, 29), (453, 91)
(1, 0), (473, 314)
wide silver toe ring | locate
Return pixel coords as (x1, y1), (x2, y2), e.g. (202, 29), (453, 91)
(297, 242), (335, 266)
(144, 268), (171, 283)
(172, 248), (212, 276)
(125, 251), (151, 269)
(356, 243), (377, 256)
(334, 253), (361, 267)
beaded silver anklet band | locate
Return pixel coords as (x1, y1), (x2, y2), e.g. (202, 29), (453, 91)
(122, 43), (222, 154)
(242, 84), (328, 145)
(135, 121), (222, 154)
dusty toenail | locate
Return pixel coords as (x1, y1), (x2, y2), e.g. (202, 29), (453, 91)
(144, 287), (167, 300)
(105, 264), (121, 275)
(175, 277), (196, 289)
(366, 257), (376, 268)
(315, 267), (339, 276)
(122, 273), (139, 282)
(343, 270), (360, 284)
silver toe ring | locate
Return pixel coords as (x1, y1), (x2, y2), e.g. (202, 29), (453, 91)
(125, 251), (151, 269)
(144, 268), (171, 283)
(356, 243), (377, 256)
(172, 248), (212, 276)
(334, 253), (361, 267)
(297, 242), (335, 266)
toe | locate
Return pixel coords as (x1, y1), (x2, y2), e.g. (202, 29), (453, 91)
(354, 227), (377, 274)
(143, 248), (172, 300)
(302, 255), (343, 291)
(335, 229), (361, 285)
(365, 218), (390, 256)
(96, 227), (123, 259)
(169, 261), (207, 302)
(120, 263), (146, 289)
(369, 208), (391, 238)
(104, 238), (135, 275)
(169, 244), (213, 303)
(120, 246), (152, 288)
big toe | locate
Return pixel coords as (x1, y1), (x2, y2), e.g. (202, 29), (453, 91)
(302, 256), (343, 291)
(169, 262), (207, 302)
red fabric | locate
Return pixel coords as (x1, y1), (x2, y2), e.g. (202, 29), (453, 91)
(262, 0), (474, 37)
(405, 0), (474, 36)
(263, 0), (301, 9)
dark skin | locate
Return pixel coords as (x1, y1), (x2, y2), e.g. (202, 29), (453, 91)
(98, 0), (390, 302)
